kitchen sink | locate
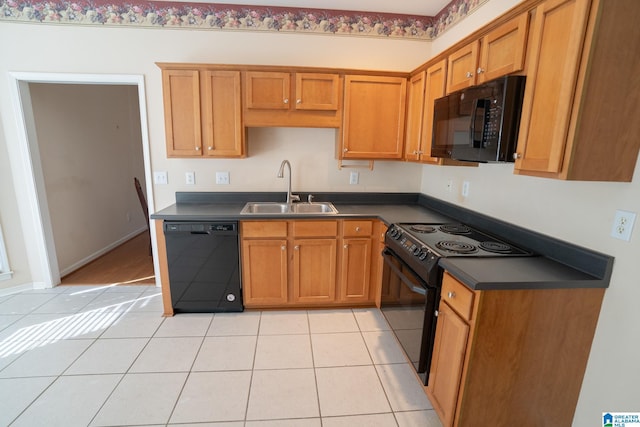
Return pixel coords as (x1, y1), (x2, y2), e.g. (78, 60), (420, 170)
(240, 202), (338, 215)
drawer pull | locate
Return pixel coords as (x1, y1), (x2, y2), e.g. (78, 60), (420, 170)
(448, 291), (456, 299)
(355, 227), (361, 232)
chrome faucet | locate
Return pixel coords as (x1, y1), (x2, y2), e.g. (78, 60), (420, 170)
(277, 160), (300, 206)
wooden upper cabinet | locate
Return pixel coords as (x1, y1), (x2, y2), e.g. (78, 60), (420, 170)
(447, 41), (480, 93)
(243, 70), (343, 127)
(514, 0), (640, 181)
(295, 73), (341, 111)
(245, 71), (340, 111)
(341, 75), (407, 159)
(160, 67), (245, 158)
(421, 60), (448, 164)
(161, 69), (203, 157)
(404, 72), (426, 162)
(476, 12), (529, 84)
(447, 12), (529, 93)
(201, 71), (245, 157)
(245, 71), (290, 110)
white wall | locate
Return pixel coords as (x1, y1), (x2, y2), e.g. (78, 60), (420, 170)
(0, 0), (638, 424)
(29, 83), (147, 275)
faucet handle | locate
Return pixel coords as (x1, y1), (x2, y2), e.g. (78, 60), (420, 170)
(307, 194), (314, 203)
(291, 194), (301, 202)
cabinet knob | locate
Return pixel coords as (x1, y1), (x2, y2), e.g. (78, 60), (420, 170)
(355, 227), (361, 232)
(466, 71), (473, 78)
(195, 146), (200, 151)
(208, 146), (213, 150)
(513, 152), (522, 160)
(344, 244), (348, 249)
(477, 67), (485, 74)
(448, 291), (456, 299)
(284, 98), (289, 104)
(281, 245), (286, 251)
(296, 99), (301, 104)
(294, 245), (300, 250)
(343, 148), (348, 153)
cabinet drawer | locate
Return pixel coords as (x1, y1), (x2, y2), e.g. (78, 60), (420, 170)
(293, 220), (338, 237)
(343, 220), (373, 237)
(442, 273), (475, 322)
(241, 221), (287, 238)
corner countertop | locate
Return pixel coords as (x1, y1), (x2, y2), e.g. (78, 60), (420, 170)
(151, 192), (613, 291)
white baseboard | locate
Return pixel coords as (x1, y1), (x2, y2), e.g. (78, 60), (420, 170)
(0, 282), (37, 296)
(59, 227), (148, 277)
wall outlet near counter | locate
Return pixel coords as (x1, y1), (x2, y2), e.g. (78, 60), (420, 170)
(216, 171), (230, 185)
(611, 210), (636, 241)
(185, 171), (195, 185)
(462, 181), (470, 197)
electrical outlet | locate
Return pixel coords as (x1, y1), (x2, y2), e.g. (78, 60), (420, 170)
(611, 210), (636, 241)
(349, 171), (359, 185)
(216, 171), (230, 185)
(185, 172), (195, 185)
(462, 181), (470, 197)
(153, 171), (168, 185)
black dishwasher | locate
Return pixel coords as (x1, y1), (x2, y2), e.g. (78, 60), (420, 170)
(164, 221), (243, 312)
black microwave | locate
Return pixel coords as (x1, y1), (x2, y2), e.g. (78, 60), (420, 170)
(431, 75), (526, 163)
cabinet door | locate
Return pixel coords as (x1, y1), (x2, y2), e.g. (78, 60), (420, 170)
(201, 70), (245, 157)
(342, 75), (407, 159)
(339, 238), (372, 303)
(242, 239), (288, 306)
(295, 73), (341, 111)
(447, 41), (479, 93)
(477, 13), (529, 84)
(404, 72), (426, 162)
(292, 238), (337, 304)
(514, 0), (590, 173)
(245, 71), (291, 110)
(161, 69), (203, 157)
(420, 60), (447, 164)
(428, 302), (470, 427)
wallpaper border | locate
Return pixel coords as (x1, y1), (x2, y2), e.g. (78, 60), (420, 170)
(0, 0), (488, 40)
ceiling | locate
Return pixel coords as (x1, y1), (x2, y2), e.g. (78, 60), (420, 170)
(169, 0), (453, 16)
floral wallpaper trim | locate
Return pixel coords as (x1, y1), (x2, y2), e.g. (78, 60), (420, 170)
(0, 0), (489, 40)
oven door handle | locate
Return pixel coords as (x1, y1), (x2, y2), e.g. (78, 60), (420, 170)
(382, 249), (428, 296)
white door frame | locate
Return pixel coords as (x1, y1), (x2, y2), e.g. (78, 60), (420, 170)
(7, 72), (158, 288)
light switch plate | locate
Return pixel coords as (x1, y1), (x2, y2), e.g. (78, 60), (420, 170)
(153, 171), (168, 185)
(462, 181), (470, 197)
(349, 171), (359, 185)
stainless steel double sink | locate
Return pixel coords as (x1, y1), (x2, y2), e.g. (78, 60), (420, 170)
(240, 202), (338, 215)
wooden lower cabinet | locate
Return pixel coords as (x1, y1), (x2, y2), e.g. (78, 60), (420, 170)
(427, 272), (605, 427)
(292, 238), (337, 304)
(241, 219), (380, 308)
(241, 239), (288, 306)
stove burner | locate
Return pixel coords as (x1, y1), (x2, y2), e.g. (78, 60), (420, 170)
(436, 240), (478, 254)
(439, 224), (471, 235)
(480, 241), (513, 254)
(410, 225), (437, 233)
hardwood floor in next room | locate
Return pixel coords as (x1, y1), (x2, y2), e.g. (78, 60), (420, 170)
(61, 232), (155, 286)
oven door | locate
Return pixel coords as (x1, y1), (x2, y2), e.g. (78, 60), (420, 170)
(380, 247), (440, 385)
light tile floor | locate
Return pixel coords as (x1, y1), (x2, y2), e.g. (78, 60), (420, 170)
(0, 285), (442, 427)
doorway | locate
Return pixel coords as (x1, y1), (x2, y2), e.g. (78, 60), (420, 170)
(8, 72), (158, 288)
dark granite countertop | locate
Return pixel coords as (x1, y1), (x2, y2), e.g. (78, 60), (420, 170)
(151, 192), (613, 291)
